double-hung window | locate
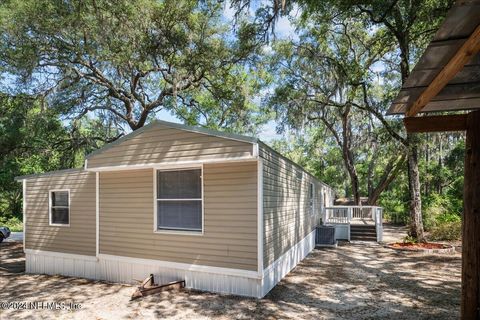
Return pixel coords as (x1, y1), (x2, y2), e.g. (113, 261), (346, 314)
(156, 168), (203, 233)
(49, 190), (70, 226)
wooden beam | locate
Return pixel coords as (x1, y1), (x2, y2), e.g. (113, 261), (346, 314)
(396, 82), (480, 105)
(461, 110), (480, 319)
(403, 114), (467, 133)
(406, 24), (480, 117)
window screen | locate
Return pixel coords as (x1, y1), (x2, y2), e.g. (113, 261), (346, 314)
(50, 190), (69, 225)
(157, 169), (202, 232)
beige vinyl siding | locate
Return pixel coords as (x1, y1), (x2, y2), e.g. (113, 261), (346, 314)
(99, 162), (258, 271)
(261, 145), (334, 267)
(87, 124), (254, 169)
(24, 170), (96, 256)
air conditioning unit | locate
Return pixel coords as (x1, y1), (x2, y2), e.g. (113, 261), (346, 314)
(315, 226), (337, 247)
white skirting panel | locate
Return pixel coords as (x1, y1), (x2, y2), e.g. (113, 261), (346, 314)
(260, 230), (316, 297)
(25, 250), (262, 298)
(98, 255), (261, 297)
(25, 231), (318, 299)
(26, 251), (102, 280)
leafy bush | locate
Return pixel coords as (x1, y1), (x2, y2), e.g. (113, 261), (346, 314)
(422, 193), (462, 241)
(436, 213), (461, 223)
(379, 193), (409, 225)
(429, 220), (461, 241)
(422, 193), (462, 232)
(423, 193), (448, 231)
(0, 216), (23, 232)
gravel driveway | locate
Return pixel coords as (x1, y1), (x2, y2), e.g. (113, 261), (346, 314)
(0, 235), (461, 319)
(5, 232), (23, 242)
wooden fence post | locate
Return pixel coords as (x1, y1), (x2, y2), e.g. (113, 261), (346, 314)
(462, 110), (480, 319)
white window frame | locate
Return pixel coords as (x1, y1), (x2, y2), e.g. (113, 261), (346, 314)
(309, 183), (315, 216)
(153, 165), (204, 236)
(49, 189), (70, 227)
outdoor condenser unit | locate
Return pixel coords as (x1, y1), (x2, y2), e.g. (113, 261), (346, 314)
(315, 225), (336, 246)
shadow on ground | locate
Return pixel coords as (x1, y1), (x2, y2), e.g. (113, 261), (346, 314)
(0, 238), (460, 320)
(0, 242), (25, 274)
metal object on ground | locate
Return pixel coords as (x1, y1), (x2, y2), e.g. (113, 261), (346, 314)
(316, 226), (337, 247)
(131, 274), (185, 300)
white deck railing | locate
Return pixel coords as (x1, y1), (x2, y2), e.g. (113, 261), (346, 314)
(323, 206), (384, 242)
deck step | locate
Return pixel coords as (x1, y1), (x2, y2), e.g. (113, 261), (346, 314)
(351, 236), (378, 241)
(350, 225), (377, 241)
(350, 224), (376, 229)
(350, 229), (377, 234)
(351, 225), (376, 230)
(351, 232), (377, 237)
(351, 232), (377, 236)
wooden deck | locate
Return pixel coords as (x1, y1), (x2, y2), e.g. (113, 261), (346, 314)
(350, 219), (376, 225)
(322, 206), (383, 242)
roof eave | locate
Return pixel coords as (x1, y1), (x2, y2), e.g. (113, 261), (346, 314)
(14, 168), (84, 181)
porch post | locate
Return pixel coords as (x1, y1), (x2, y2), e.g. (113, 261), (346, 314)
(347, 208), (352, 242)
(462, 110), (480, 319)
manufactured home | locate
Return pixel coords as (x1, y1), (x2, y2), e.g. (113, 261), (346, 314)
(16, 120), (336, 298)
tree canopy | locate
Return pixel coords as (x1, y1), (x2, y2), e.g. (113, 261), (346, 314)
(0, 0), (265, 132)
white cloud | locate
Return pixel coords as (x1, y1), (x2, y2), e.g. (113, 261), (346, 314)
(222, 1), (236, 22)
(258, 120), (281, 141)
(275, 16), (296, 40)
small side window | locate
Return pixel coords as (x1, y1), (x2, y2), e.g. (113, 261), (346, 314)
(50, 190), (70, 226)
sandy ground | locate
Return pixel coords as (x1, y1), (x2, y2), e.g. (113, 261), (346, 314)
(382, 224), (408, 243)
(0, 227), (461, 320)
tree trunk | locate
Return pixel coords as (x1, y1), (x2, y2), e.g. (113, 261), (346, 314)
(461, 110), (480, 319)
(346, 161), (361, 205)
(396, 30), (426, 241)
(438, 133), (443, 193)
(407, 132), (424, 241)
(425, 133), (429, 196)
(367, 155), (405, 205)
(341, 106), (360, 205)
(341, 143), (360, 205)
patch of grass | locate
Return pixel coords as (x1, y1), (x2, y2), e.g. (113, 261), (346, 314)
(0, 216), (23, 232)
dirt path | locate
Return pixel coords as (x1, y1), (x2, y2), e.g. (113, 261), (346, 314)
(382, 223), (408, 243)
(0, 242), (24, 274)
(0, 239), (460, 319)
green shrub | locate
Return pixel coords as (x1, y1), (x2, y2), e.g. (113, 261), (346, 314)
(379, 197), (408, 224)
(0, 216), (23, 232)
(423, 193), (448, 231)
(429, 220), (461, 241)
(436, 213), (461, 223)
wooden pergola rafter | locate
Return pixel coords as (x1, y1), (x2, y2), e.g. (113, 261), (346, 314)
(388, 1), (480, 318)
(406, 24), (480, 118)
